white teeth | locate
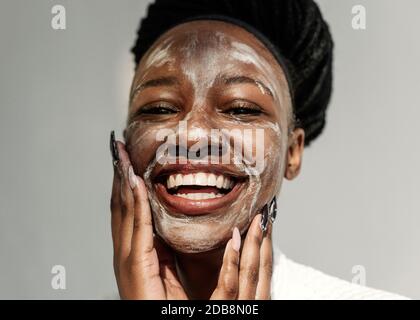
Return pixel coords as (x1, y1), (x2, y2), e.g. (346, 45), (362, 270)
(216, 175), (224, 188)
(184, 174), (194, 185)
(195, 172), (207, 186)
(166, 172), (234, 190)
(175, 193), (223, 200)
(223, 178), (230, 189)
(167, 175), (176, 189)
(175, 174), (183, 187)
(208, 173), (217, 186)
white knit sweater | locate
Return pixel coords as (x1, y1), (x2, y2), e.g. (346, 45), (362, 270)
(271, 246), (408, 300)
(109, 247), (408, 300)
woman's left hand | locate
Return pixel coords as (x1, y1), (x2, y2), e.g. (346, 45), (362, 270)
(210, 214), (273, 300)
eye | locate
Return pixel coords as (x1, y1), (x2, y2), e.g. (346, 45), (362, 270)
(138, 103), (178, 115)
(223, 101), (263, 116)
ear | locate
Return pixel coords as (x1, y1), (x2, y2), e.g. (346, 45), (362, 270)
(284, 128), (305, 180)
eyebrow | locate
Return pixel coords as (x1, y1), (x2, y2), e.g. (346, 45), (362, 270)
(129, 74), (274, 103)
(130, 76), (180, 102)
(218, 75), (274, 99)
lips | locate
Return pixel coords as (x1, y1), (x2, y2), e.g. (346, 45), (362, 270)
(152, 163), (247, 216)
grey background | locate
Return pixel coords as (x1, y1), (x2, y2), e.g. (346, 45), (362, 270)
(0, 0), (419, 299)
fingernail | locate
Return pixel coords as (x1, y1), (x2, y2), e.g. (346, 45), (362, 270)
(128, 165), (138, 189)
(232, 227), (241, 252)
(260, 206), (269, 232)
(110, 130), (120, 164)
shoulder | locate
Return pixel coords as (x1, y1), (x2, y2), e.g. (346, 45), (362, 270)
(270, 247), (409, 300)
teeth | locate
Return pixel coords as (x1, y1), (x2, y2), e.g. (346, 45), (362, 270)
(223, 178), (230, 189)
(216, 175), (224, 188)
(208, 173), (217, 186)
(195, 172), (207, 186)
(175, 193), (223, 200)
(167, 175), (176, 189)
(175, 174), (183, 187)
(184, 174), (194, 185)
(166, 172), (234, 190)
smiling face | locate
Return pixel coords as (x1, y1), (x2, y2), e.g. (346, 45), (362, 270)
(124, 20), (303, 253)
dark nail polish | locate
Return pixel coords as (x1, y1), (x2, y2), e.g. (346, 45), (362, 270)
(269, 197), (277, 223)
(110, 130), (120, 164)
(260, 197), (277, 232)
(260, 206), (269, 232)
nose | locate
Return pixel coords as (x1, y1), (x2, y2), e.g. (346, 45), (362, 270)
(181, 108), (217, 142)
(163, 109), (226, 161)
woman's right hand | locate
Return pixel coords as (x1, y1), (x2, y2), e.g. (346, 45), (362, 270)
(111, 141), (188, 299)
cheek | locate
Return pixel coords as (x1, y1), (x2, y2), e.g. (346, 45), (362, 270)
(223, 125), (285, 217)
(256, 126), (286, 203)
(264, 128), (285, 172)
(125, 121), (162, 176)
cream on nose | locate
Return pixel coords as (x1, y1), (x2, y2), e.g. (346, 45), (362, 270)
(185, 126), (208, 141)
(176, 113), (217, 150)
(180, 109), (217, 139)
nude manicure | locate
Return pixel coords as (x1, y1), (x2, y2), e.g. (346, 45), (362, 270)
(128, 165), (138, 189)
(232, 227), (241, 252)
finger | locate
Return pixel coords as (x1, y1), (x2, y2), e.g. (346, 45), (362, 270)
(130, 173), (154, 256)
(210, 227), (241, 300)
(110, 161), (122, 257)
(116, 141), (135, 260)
(237, 214), (263, 300)
(255, 222), (273, 300)
(110, 146), (123, 282)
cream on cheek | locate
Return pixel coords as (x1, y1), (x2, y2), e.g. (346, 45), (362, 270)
(126, 31), (289, 253)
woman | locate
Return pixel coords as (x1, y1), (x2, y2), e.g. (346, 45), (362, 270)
(109, 0), (406, 299)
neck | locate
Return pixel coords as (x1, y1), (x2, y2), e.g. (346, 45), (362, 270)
(175, 246), (225, 299)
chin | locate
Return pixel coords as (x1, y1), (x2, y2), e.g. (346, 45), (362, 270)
(150, 200), (252, 253)
(155, 215), (232, 253)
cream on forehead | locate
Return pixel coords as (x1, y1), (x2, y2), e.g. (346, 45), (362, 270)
(141, 36), (176, 70)
(135, 29), (289, 104)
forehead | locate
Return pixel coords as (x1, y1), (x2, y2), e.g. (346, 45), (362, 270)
(141, 20), (271, 60)
(136, 20), (287, 87)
